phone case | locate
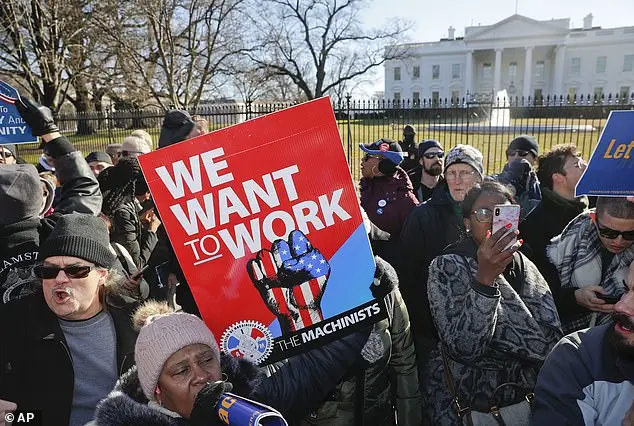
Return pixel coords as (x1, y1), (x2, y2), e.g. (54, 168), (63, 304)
(491, 205), (520, 250)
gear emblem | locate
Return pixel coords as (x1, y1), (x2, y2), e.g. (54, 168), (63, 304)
(220, 320), (273, 364)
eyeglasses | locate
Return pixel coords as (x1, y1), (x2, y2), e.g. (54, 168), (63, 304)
(506, 150), (530, 158)
(596, 222), (634, 241)
(445, 169), (477, 181)
(363, 154), (383, 162)
(33, 265), (95, 279)
(471, 208), (494, 223)
(423, 152), (444, 159)
(0, 151), (14, 159)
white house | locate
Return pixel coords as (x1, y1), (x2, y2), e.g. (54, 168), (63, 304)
(384, 14), (634, 103)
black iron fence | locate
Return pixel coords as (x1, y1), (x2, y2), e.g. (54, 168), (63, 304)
(12, 94), (634, 180)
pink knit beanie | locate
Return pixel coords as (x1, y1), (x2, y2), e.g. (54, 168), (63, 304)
(133, 301), (220, 400)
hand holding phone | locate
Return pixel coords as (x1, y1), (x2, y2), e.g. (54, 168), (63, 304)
(131, 264), (151, 280)
(595, 293), (620, 304)
(491, 204), (520, 251)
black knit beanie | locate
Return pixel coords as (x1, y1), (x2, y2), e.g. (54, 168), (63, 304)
(39, 214), (116, 267)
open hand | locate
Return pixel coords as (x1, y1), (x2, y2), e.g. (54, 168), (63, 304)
(475, 226), (521, 285)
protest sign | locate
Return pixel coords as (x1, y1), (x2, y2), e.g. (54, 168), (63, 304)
(576, 110), (634, 197)
(138, 97), (382, 364)
(0, 81), (37, 144)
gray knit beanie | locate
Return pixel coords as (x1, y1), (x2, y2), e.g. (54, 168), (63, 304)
(444, 144), (484, 178)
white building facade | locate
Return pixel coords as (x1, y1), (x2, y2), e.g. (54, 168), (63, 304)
(384, 14), (634, 103)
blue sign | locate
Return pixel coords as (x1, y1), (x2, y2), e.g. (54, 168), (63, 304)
(0, 80), (37, 144)
(576, 110), (634, 197)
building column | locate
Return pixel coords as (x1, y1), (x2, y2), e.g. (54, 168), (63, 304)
(553, 45), (567, 96)
(493, 48), (503, 93)
(523, 46), (533, 99)
(465, 50), (473, 98)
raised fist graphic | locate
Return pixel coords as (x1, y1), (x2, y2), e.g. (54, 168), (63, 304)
(247, 230), (330, 335)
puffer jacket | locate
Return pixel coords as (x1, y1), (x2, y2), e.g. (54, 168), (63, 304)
(301, 257), (422, 426)
(93, 331), (371, 425)
(0, 136), (101, 304)
(360, 167), (418, 237)
(397, 182), (466, 368)
(422, 238), (562, 425)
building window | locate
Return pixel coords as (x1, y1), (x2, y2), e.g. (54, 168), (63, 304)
(593, 87), (604, 100)
(482, 63), (492, 80)
(432, 65), (440, 80)
(535, 61), (545, 81)
(413, 66), (420, 79)
(570, 57), (581, 76)
(412, 91), (420, 106)
(596, 56), (607, 74)
(451, 90), (461, 103)
(620, 86), (631, 100)
(508, 62), (518, 82)
(452, 64), (461, 79)
(567, 87), (577, 99)
(432, 91), (440, 106)
(394, 67), (401, 81)
(624, 55), (634, 72)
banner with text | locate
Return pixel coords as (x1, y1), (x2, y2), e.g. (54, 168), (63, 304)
(138, 97), (381, 364)
(0, 81), (37, 144)
(576, 110), (634, 197)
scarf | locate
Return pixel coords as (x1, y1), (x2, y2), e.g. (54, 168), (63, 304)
(547, 211), (634, 332)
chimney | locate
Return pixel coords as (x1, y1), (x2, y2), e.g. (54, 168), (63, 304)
(448, 26), (456, 40)
(583, 13), (593, 30)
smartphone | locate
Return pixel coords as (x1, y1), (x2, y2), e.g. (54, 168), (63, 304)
(132, 264), (152, 279)
(491, 204), (520, 251)
(596, 293), (620, 304)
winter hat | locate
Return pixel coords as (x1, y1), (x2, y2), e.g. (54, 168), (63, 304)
(1, 144), (17, 158)
(39, 214), (116, 267)
(507, 135), (539, 157)
(85, 151), (113, 165)
(418, 139), (443, 157)
(359, 139), (405, 166)
(444, 144), (484, 178)
(158, 110), (195, 148)
(133, 301), (220, 400)
(121, 136), (151, 155)
(0, 164), (42, 226)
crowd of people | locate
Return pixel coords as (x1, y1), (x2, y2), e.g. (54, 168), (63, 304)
(0, 94), (633, 426)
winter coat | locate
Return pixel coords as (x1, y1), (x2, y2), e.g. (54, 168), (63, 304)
(422, 238), (562, 425)
(397, 182), (466, 366)
(0, 291), (137, 426)
(0, 136), (102, 304)
(301, 257), (422, 426)
(360, 167), (418, 237)
(93, 332), (371, 425)
(408, 166), (443, 203)
(109, 201), (145, 268)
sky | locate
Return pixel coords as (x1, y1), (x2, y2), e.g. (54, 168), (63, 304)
(357, 0), (634, 97)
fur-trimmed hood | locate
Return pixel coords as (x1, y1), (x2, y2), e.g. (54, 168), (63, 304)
(93, 353), (266, 425)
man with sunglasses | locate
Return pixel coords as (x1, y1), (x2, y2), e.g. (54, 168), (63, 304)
(546, 197), (634, 334)
(409, 139), (444, 203)
(505, 135), (539, 167)
(0, 214), (137, 426)
(0, 144), (17, 165)
(0, 94), (101, 306)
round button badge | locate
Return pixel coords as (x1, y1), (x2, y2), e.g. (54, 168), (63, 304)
(377, 199), (387, 207)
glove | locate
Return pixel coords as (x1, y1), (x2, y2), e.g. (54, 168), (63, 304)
(189, 380), (233, 426)
(15, 95), (59, 136)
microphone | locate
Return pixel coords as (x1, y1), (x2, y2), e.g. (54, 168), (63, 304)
(216, 393), (288, 426)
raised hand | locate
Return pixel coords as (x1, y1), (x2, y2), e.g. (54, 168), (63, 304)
(247, 230), (330, 335)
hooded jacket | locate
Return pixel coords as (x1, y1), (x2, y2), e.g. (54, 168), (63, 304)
(92, 331), (371, 425)
(360, 167), (418, 237)
(0, 136), (101, 304)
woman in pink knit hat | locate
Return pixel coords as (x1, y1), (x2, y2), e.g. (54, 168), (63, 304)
(93, 301), (373, 425)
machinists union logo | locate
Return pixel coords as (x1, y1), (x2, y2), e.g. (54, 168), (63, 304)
(220, 320), (273, 364)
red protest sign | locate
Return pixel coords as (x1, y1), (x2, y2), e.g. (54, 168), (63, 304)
(139, 98), (380, 364)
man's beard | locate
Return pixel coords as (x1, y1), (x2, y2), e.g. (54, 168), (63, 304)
(424, 163), (443, 177)
(608, 313), (634, 361)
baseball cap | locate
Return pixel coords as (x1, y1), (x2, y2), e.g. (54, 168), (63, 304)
(359, 139), (405, 166)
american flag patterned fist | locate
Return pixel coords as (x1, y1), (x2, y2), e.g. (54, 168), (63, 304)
(247, 230), (330, 335)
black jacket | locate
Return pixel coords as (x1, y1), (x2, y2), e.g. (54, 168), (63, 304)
(398, 182), (466, 364)
(110, 201), (158, 268)
(93, 331), (370, 425)
(0, 136), (102, 304)
(0, 292), (137, 426)
(519, 187), (588, 322)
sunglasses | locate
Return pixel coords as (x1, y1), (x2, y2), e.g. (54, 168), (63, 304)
(471, 208), (494, 223)
(596, 222), (634, 241)
(423, 152), (444, 159)
(363, 154), (383, 161)
(0, 151), (14, 159)
(33, 265), (95, 279)
(506, 150), (530, 158)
